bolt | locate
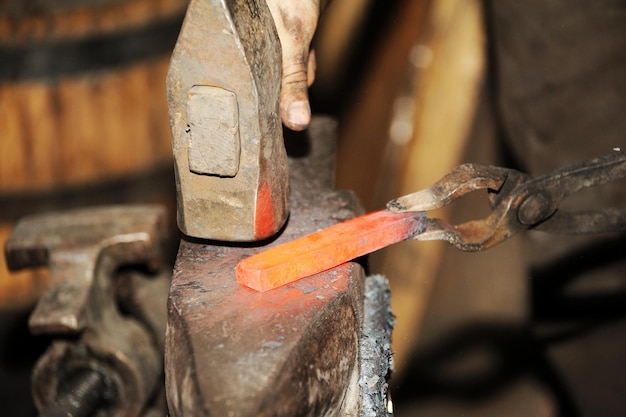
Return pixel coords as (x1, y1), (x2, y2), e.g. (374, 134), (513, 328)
(40, 370), (113, 417)
(517, 193), (554, 226)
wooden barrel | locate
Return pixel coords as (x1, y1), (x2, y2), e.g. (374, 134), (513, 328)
(0, 0), (187, 310)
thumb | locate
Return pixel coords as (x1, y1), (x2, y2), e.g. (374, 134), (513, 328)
(266, 1), (320, 131)
(280, 49), (316, 131)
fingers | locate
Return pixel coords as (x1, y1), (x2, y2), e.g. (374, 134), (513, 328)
(280, 50), (312, 131)
(266, 0), (320, 131)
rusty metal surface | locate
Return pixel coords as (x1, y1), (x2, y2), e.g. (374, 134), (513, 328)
(5, 205), (170, 417)
(166, 117), (373, 417)
(167, 0), (289, 241)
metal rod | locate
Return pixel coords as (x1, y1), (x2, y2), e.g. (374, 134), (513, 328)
(39, 370), (108, 417)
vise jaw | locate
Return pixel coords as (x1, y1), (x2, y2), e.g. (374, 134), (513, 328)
(167, 0), (289, 241)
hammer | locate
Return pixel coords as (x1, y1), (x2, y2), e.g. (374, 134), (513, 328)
(167, 0), (288, 241)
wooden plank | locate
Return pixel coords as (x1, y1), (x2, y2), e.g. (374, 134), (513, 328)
(336, 0), (486, 375)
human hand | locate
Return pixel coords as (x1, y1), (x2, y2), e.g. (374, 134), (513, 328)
(265, 0), (326, 131)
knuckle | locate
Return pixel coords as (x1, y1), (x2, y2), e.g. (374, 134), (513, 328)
(281, 65), (308, 88)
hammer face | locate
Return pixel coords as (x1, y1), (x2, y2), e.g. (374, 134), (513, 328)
(168, 0), (289, 241)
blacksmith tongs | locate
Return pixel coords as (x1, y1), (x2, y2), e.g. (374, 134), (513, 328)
(387, 151), (626, 252)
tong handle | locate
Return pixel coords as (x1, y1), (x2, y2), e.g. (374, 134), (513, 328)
(526, 151), (626, 233)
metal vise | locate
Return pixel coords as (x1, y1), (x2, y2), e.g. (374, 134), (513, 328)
(5, 205), (170, 417)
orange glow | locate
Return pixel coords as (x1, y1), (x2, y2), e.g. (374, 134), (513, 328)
(254, 180), (275, 239)
(237, 209), (424, 291)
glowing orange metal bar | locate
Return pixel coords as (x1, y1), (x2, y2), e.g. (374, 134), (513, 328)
(236, 209), (426, 292)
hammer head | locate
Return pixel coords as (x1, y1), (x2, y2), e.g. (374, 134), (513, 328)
(167, 0), (289, 241)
